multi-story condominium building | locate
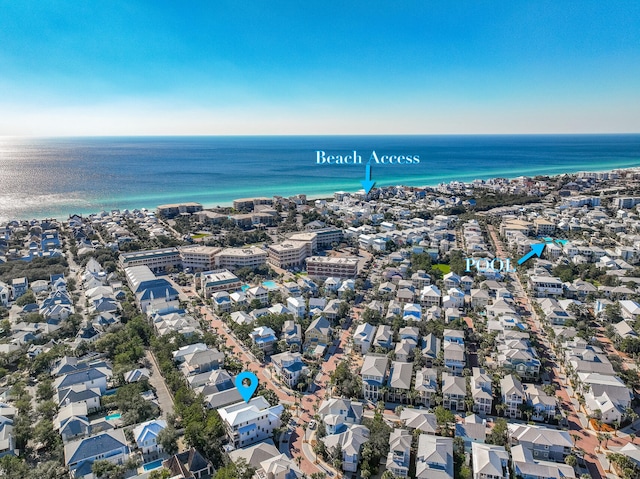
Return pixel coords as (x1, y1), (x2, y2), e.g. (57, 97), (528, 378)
(156, 202), (203, 218)
(501, 374), (524, 419)
(613, 197), (640, 209)
(288, 232), (318, 252)
(360, 354), (388, 401)
(309, 227), (344, 248)
(305, 256), (358, 279)
(119, 247), (181, 272)
(416, 435), (454, 479)
(218, 396), (283, 448)
(442, 372), (466, 412)
(414, 367), (438, 407)
(199, 270), (242, 298)
(472, 443), (510, 479)
(232, 197), (272, 211)
(267, 241), (312, 269)
(471, 367), (493, 415)
(214, 247), (268, 270)
(270, 351), (308, 388)
(386, 429), (412, 477)
(508, 424), (573, 462)
(179, 245), (221, 271)
(533, 218), (555, 236)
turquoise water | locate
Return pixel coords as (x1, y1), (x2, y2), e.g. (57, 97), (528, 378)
(105, 413), (121, 420)
(241, 284), (249, 292)
(1, 135), (638, 222)
(143, 460), (163, 471)
(262, 280), (278, 289)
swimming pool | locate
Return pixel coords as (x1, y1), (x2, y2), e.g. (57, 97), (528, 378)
(142, 460), (163, 471)
(105, 413), (121, 421)
(262, 280), (277, 289)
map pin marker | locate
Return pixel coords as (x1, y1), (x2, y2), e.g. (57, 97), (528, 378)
(236, 371), (259, 403)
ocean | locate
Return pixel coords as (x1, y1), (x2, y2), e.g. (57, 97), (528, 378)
(0, 134), (639, 222)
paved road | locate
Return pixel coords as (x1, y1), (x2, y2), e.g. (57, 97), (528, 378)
(145, 350), (175, 420)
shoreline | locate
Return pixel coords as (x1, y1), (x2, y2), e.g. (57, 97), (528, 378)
(2, 165), (637, 224)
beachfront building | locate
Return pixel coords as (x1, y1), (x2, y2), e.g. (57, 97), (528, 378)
(214, 247), (268, 270)
(232, 197), (272, 211)
(305, 256), (359, 279)
(119, 247), (181, 272)
(157, 202), (203, 218)
(199, 270), (242, 298)
(179, 245), (221, 271)
(267, 241), (312, 269)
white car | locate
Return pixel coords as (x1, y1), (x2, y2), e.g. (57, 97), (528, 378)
(308, 420), (317, 430)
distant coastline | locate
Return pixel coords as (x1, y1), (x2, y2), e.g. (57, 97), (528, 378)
(0, 134), (638, 222)
(1, 166), (638, 224)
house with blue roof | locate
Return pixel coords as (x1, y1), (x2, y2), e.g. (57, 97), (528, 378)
(270, 351), (308, 388)
(250, 326), (277, 354)
(133, 419), (167, 455)
(64, 429), (129, 478)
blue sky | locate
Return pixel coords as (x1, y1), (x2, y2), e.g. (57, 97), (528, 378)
(0, 1), (639, 135)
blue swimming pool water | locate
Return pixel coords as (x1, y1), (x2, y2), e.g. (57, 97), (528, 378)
(105, 413), (121, 420)
(143, 459), (163, 471)
(241, 284), (249, 292)
(262, 280), (277, 289)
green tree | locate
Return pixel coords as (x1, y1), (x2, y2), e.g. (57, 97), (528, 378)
(157, 426), (179, 456)
(486, 418), (509, 446)
(15, 290), (36, 306)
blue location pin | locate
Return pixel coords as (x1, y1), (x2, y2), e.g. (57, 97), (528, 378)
(235, 371), (259, 403)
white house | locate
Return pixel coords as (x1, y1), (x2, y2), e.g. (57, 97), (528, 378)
(217, 396), (283, 448)
(133, 419), (167, 455)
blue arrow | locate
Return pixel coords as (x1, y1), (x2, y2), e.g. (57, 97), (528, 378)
(517, 243), (546, 265)
(361, 163), (375, 194)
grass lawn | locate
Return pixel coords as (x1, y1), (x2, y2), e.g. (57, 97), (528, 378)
(433, 264), (451, 274)
(191, 233), (210, 239)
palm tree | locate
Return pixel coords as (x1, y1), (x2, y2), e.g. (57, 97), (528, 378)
(602, 432), (612, 450)
(596, 432), (604, 452)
